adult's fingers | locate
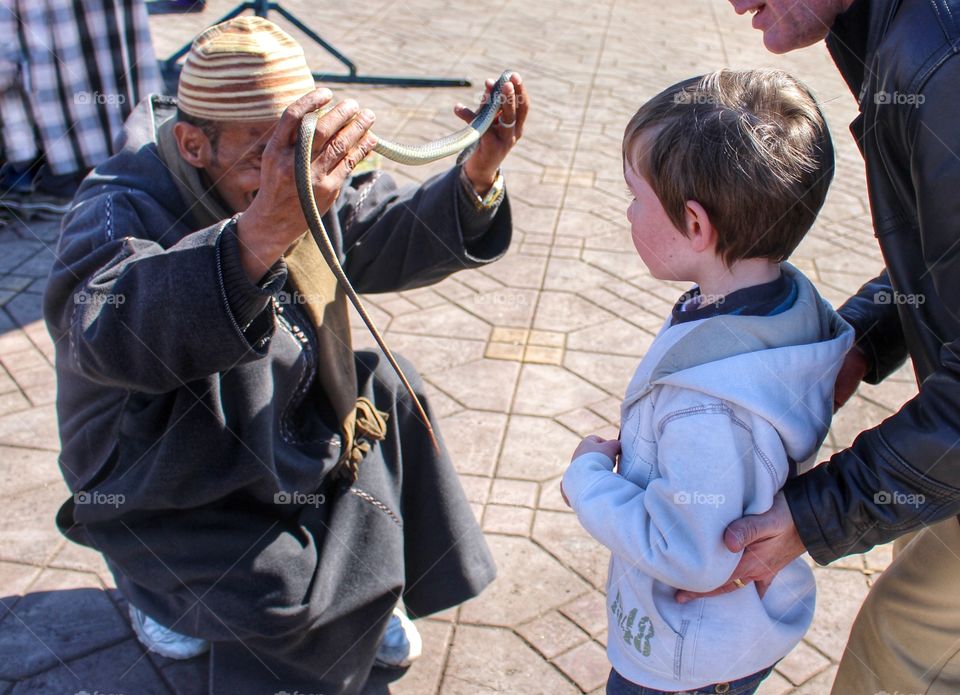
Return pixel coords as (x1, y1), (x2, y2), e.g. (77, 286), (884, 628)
(274, 88), (334, 148)
(313, 105), (375, 174)
(327, 133), (378, 183)
(453, 103), (477, 123)
(512, 74), (528, 138)
(496, 79), (517, 130)
(722, 496), (789, 552)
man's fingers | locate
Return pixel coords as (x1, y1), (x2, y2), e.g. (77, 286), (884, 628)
(453, 103), (476, 123)
(327, 134), (378, 184)
(314, 106), (375, 174)
(513, 75), (528, 138)
(276, 88), (334, 147)
(755, 578), (773, 599)
(497, 80), (517, 128)
(310, 99), (363, 158)
(675, 582), (741, 604)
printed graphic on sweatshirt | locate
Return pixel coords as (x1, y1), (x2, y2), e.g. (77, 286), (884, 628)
(611, 590), (655, 657)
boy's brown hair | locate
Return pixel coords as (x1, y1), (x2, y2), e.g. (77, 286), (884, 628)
(623, 69), (834, 266)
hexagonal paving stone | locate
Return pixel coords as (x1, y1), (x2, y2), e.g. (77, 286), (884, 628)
(805, 567), (871, 658)
(438, 411), (508, 477)
(533, 510), (611, 590)
(552, 640), (609, 692)
(513, 364), (606, 417)
(459, 535), (590, 628)
(497, 415), (583, 482)
(10, 638), (168, 695)
(516, 611), (590, 660)
(0, 482), (69, 566)
(441, 625), (579, 695)
(430, 358), (521, 412)
(0, 569), (129, 680)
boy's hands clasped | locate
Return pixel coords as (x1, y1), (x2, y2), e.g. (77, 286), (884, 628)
(561, 435), (621, 507)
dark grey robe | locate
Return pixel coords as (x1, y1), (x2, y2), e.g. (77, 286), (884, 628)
(43, 95), (505, 694)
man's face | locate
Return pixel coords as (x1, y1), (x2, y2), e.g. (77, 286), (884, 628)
(201, 121), (277, 214)
(728, 0), (849, 54)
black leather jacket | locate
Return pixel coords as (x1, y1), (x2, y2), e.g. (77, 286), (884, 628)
(783, 0), (960, 563)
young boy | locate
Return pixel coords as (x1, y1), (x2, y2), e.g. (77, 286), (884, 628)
(562, 69), (854, 695)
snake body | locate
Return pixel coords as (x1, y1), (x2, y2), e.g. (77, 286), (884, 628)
(295, 71), (515, 451)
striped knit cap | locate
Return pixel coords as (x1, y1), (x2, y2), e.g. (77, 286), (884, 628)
(177, 16), (316, 121)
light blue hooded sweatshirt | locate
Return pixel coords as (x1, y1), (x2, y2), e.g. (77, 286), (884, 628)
(563, 264), (854, 691)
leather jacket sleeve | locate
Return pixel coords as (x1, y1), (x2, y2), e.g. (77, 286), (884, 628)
(837, 269), (909, 383)
(784, 56), (960, 564)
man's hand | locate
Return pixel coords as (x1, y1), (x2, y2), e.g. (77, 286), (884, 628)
(455, 73), (529, 194)
(236, 89), (378, 282)
(675, 492), (806, 603)
(833, 344), (869, 412)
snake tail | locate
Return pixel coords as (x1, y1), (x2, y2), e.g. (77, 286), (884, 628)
(295, 110), (440, 454)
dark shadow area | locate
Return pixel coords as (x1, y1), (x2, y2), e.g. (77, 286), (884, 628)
(0, 588), (404, 694)
(0, 215), (60, 337)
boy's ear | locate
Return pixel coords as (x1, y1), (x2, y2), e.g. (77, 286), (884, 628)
(683, 200), (716, 253)
(173, 121), (214, 168)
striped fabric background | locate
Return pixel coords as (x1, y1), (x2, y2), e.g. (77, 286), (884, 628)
(0, 0), (161, 175)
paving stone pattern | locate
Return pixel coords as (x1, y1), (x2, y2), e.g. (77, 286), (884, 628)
(0, 0), (913, 693)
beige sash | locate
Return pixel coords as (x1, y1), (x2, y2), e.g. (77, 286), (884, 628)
(157, 117), (386, 481)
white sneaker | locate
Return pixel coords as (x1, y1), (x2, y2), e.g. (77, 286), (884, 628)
(374, 607), (422, 668)
(128, 603), (209, 660)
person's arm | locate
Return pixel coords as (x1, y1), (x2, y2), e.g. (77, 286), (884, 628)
(43, 191), (286, 394)
(836, 270), (909, 384)
(338, 73), (529, 293)
(676, 59), (960, 604)
(786, 57), (960, 561)
(563, 389), (763, 593)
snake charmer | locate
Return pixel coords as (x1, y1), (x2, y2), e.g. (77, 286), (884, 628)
(42, 15), (528, 694)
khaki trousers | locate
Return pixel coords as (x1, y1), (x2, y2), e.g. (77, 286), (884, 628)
(831, 516), (960, 695)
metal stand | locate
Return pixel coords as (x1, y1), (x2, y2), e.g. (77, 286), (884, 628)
(158, 0), (471, 88)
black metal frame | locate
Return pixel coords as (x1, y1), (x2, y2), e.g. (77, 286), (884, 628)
(158, 0), (471, 88)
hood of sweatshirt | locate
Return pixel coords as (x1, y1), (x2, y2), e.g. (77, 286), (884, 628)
(624, 264), (855, 464)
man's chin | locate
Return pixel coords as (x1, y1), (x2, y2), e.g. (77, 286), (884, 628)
(761, 27), (829, 54)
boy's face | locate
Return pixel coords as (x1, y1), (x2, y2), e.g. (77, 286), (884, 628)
(624, 164), (692, 281)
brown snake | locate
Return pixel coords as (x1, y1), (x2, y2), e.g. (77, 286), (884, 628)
(293, 72), (515, 451)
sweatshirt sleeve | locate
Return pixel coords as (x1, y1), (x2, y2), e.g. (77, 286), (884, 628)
(564, 389), (764, 593)
(43, 190), (287, 394)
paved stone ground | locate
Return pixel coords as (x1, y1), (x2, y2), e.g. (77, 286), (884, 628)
(0, 0), (921, 693)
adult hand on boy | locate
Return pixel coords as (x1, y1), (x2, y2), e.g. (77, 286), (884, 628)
(674, 492), (805, 603)
(833, 345), (869, 412)
(561, 435), (622, 507)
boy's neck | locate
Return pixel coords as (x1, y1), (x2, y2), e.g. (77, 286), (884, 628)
(692, 258), (782, 306)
